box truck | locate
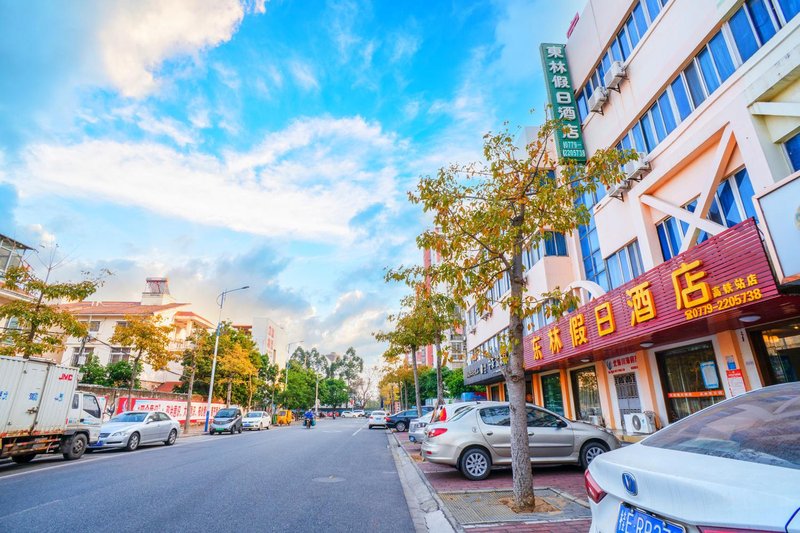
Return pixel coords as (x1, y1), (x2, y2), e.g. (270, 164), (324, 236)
(0, 355), (101, 463)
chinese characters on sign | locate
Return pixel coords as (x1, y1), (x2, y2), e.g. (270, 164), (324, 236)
(539, 43), (586, 162)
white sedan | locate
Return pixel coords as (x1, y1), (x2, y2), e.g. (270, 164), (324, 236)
(587, 382), (800, 533)
(242, 411), (271, 430)
(368, 410), (387, 429)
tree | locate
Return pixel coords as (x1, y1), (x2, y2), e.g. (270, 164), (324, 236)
(443, 367), (484, 398)
(106, 360), (140, 388)
(218, 343), (258, 407)
(0, 264), (107, 358)
(78, 353), (109, 385)
(319, 378), (349, 409)
(278, 360), (316, 410)
(409, 120), (633, 510)
(110, 314), (174, 405)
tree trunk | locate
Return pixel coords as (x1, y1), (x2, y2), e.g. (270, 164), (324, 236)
(435, 340), (444, 409)
(410, 345), (422, 417)
(184, 355), (195, 434)
(226, 379), (232, 407)
(127, 350), (142, 411)
(247, 374), (254, 410)
(507, 231), (535, 510)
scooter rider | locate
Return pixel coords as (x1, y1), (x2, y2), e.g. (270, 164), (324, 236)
(304, 408), (315, 428)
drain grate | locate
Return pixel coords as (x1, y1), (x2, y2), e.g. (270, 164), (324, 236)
(438, 488), (590, 525)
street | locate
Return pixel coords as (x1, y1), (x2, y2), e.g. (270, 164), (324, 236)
(0, 419), (413, 533)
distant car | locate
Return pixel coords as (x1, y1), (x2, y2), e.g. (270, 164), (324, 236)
(341, 411), (355, 418)
(89, 411), (179, 451)
(368, 410), (387, 429)
(387, 407), (434, 432)
(422, 401), (620, 480)
(242, 411), (271, 431)
(276, 410), (294, 425)
(587, 382), (800, 533)
(209, 407), (243, 435)
(352, 409), (366, 417)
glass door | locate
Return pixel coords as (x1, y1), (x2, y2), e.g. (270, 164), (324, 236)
(570, 367), (601, 422)
(656, 341), (724, 422)
(541, 373), (564, 416)
(753, 322), (800, 384)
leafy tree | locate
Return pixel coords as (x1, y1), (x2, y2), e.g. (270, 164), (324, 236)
(0, 264), (107, 358)
(443, 367), (483, 397)
(277, 360), (316, 410)
(290, 346), (329, 376)
(218, 343), (258, 407)
(408, 121), (633, 509)
(319, 378), (349, 409)
(78, 353), (109, 385)
(106, 360), (141, 388)
(110, 314), (174, 404)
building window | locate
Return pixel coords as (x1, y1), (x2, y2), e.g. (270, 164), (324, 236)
(656, 169), (757, 260)
(606, 241), (645, 289)
(576, 188), (608, 292)
(784, 131), (800, 172)
(523, 231), (567, 271)
(110, 347), (131, 364)
(571, 367), (602, 422)
(80, 320), (100, 333)
(656, 342), (725, 422)
(71, 347), (95, 367)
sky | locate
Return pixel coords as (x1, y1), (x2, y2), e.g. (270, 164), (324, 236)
(0, 0), (583, 367)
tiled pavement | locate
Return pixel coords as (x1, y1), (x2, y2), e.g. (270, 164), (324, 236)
(395, 431), (592, 532)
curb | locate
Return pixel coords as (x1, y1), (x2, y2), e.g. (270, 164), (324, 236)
(388, 430), (464, 533)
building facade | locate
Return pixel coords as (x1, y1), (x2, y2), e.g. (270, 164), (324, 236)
(464, 0), (800, 437)
(0, 235), (34, 328)
(56, 278), (214, 390)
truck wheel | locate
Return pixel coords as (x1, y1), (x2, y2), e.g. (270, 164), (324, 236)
(63, 434), (88, 460)
(125, 432), (140, 451)
(11, 454), (36, 464)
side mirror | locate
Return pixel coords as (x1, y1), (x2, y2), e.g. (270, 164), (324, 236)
(146, 418), (153, 424)
(557, 419), (568, 428)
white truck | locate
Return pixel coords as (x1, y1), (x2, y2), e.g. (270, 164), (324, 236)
(0, 355), (102, 463)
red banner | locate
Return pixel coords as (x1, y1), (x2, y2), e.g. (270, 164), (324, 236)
(523, 219), (778, 368)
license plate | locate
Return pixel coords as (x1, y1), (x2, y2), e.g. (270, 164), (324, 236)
(617, 505), (683, 533)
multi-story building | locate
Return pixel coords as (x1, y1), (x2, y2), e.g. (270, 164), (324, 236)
(57, 278), (213, 389)
(0, 235), (34, 326)
(464, 0), (800, 436)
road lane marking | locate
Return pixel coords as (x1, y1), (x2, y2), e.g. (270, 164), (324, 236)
(0, 499), (63, 520)
(352, 427), (363, 436)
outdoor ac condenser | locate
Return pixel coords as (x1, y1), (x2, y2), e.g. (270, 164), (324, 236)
(604, 61), (627, 91)
(588, 87), (608, 113)
(624, 413), (655, 434)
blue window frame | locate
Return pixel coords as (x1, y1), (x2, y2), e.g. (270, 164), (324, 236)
(658, 93), (677, 134)
(684, 63), (707, 108)
(618, 28), (631, 59)
(697, 47), (721, 94)
(577, 93), (588, 123)
(717, 179), (742, 227)
(644, 0), (662, 22)
(649, 101), (667, 142)
(785, 132), (800, 172)
(708, 32), (735, 82)
(734, 169), (758, 220)
(633, 2), (648, 37)
(747, 0), (777, 43)
(631, 123), (647, 153)
(777, 0), (800, 20)
(544, 232), (568, 257)
(641, 114), (657, 152)
(670, 78), (692, 120)
(611, 36), (624, 62)
(729, 6), (760, 62)
(626, 16), (640, 48)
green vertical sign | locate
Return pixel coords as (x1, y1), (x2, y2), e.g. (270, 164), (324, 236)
(539, 43), (586, 162)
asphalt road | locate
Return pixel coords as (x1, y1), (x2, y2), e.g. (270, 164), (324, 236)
(0, 418), (414, 533)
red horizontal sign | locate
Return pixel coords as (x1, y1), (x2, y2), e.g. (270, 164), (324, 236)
(522, 219), (778, 369)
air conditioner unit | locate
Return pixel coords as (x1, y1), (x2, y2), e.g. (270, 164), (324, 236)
(624, 153), (651, 181)
(588, 87), (608, 114)
(624, 413), (655, 434)
(604, 61), (626, 91)
(608, 179), (631, 200)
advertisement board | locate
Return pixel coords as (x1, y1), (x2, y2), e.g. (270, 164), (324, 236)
(115, 397), (227, 423)
(756, 172), (800, 284)
(539, 43), (586, 162)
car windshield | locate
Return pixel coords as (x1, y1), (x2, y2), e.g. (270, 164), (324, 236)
(448, 405), (476, 422)
(643, 383), (800, 470)
(111, 413), (147, 423)
(216, 409), (237, 418)
(245, 412), (263, 418)
(372, 411), (385, 416)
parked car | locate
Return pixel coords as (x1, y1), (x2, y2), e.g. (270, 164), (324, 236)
(88, 411), (179, 451)
(409, 402), (483, 443)
(421, 401), (620, 480)
(242, 411), (271, 431)
(368, 410), (387, 429)
(387, 407), (434, 432)
(209, 407), (243, 435)
(587, 382), (800, 533)
(341, 411), (355, 418)
(352, 409), (366, 417)
(276, 410), (294, 425)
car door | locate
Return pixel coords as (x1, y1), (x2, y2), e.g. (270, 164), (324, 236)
(155, 412), (172, 440)
(476, 406), (512, 460)
(81, 394), (103, 442)
(142, 412), (160, 442)
(527, 407), (574, 461)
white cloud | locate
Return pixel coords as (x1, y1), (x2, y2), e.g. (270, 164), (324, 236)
(98, 0), (247, 98)
(13, 116), (405, 242)
(288, 60), (320, 92)
(390, 33), (421, 63)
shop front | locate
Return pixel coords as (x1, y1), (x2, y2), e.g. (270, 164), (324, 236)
(655, 341), (726, 423)
(750, 320), (800, 385)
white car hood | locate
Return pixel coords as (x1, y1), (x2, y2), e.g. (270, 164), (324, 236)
(591, 443), (800, 530)
(101, 422), (141, 434)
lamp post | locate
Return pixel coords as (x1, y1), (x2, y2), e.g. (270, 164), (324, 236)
(204, 285), (250, 433)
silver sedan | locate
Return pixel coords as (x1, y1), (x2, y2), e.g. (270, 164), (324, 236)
(89, 411), (180, 452)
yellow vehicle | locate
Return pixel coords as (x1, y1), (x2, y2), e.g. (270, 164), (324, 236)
(275, 410), (294, 426)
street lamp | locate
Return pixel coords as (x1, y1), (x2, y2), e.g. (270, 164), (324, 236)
(204, 285), (250, 432)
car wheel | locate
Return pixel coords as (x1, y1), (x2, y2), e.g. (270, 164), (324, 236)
(368, 425), (373, 429)
(125, 432), (140, 451)
(580, 441), (609, 468)
(11, 453), (36, 464)
(165, 429), (178, 446)
(63, 434), (88, 460)
(238, 425), (243, 434)
(460, 447), (491, 481)
(395, 421), (407, 432)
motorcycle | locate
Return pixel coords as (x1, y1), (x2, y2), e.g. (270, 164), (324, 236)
(304, 417), (315, 428)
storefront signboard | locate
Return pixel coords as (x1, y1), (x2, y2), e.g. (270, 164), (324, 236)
(523, 219), (779, 369)
(755, 173), (800, 284)
(725, 369), (747, 397)
(464, 356), (504, 385)
(539, 43), (586, 162)
(604, 354), (638, 375)
(115, 397), (226, 423)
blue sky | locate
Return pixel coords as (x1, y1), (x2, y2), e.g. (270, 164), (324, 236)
(0, 0), (583, 365)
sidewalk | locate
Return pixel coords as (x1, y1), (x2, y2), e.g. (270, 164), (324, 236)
(393, 431), (592, 532)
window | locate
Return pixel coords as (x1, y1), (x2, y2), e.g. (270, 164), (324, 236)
(71, 347), (95, 367)
(697, 46), (721, 94)
(81, 320), (100, 333)
(83, 395), (102, 419)
(747, 0), (778, 43)
(670, 78), (692, 120)
(708, 32), (735, 82)
(110, 347), (131, 364)
(479, 406), (510, 426)
(570, 367), (602, 421)
(576, 188), (608, 292)
(785, 131), (800, 172)
(644, 0), (662, 22)
(527, 407), (561, 428)
(543, 232), (568, 257)
(729, 7), (760, 62)
(115, 321), (129, 329)
(776, 0), (800, 20)
(606, 241), (645, 289)
(658, 93), (677, 134)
